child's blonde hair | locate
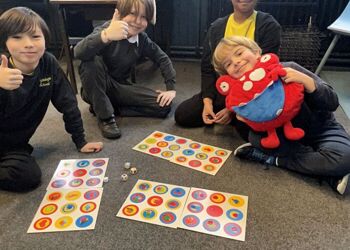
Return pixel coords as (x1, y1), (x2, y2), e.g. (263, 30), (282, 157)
(212, 36), (262, 75)
(117, 0), (155, 24)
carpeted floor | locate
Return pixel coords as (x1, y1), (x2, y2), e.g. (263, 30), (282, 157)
(0, 60), (349, 250)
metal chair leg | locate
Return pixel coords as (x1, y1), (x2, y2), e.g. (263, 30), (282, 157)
(315, 34), (340, 75)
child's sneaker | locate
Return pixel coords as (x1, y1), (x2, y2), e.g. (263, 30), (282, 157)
(234, 143), (277, 167)
(326, 174), (350, 195)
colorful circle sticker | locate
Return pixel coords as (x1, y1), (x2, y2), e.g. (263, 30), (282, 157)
(141, 208), (157, 220)
(165, 199), (181, 210)
(210, 193), (226, 204)
(189, 143), (201, 149)
(187, 202), (203, 213)
(226, 209), (244, 221)
(159, 212), (177, 224)
(63, 161), (73, 167)
(182, 215), (200, 227)
(203, 219), (221, 232)
(33, 217), (52, 230)
(75, 215), (93, 228)
(147, 196), (163, 207)
(145, 138), (157, 144)
(203, 165), (216, 172)
(122, 204), (139, 216)
(76, 160), (90, 168)
(191, 190), (207, 200)
(84, 190), (100, 200)
(80, 202), (97, 213)
(149, 147), (161, 154)
(215, 150), (228, 157)
(206, 205), (224, 217)
(73, 169), (87, 177)
(209, 157), (223, 164)
(157, 141), (168, 147)
(56, 169), (70, 178)
(65, 190), (81, 201)
(61, 203), (77, 214)
(55, 216), (73, 229)
(137, 182), (151, 191)
(228, 196), (245, 207)
(51, 179), (66, 189)
(188, 160), (202, 168)
(195, 153), (208, 160)
(153, 185), (168, 194)
(69, 178), (83, 188)
(92, 159), (106, 167)
(47, 192), (62, 201)
(161, 151), (173, 158)
(164, 135), (175, 141)
(169, 144), (180, 151)
(170, 187), (186, 198)
(175, 156), (187, 163)
(130, 193), (146, 203)
(86, 178), (101, 187)
(138, 144), (148, 150)
(89, 168), (103, 176)
(176, 139), (187, 144)
(182, 149), (195, 156)
(40, 204), (58, 215)
(224, 223), (242, 237)
(153, 132), (164, 138)
(202, 146), (214, 153)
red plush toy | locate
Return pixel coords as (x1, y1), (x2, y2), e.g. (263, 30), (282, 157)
(216, 53), (305, 148)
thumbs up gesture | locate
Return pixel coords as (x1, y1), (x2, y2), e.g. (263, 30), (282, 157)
(102, 9), (129, 43)
(0, 55), (24, 90)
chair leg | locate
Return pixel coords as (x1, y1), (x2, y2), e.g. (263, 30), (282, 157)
(315, 34), (340, 75)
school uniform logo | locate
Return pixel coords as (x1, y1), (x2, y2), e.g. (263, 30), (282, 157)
(39, 77), (52, 87)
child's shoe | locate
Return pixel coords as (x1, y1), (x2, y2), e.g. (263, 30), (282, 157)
(234, 143), (277, 167)
(326, 174), (350, 195)
(98, 117), (121, 139)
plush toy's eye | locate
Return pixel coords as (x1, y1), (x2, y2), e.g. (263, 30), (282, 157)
(219, 81), (230, 92)
(260, 54), (271, 63)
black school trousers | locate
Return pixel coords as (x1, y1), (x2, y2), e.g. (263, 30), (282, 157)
(249, 121), (350, 178)
(0, 145), (41, 192)
(79, 56), (171, 120)
(174, 92), (250, 141)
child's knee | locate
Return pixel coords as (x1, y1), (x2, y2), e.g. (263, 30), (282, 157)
(158, 104), (171, 118)
(7, 156), (41, 192)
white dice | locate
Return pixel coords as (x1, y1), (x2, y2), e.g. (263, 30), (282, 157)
(130, 167), (137, 175)
(121, 174), (128, 181)
(124, 162), (131, 170)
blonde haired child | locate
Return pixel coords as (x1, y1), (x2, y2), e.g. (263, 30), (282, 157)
(212, 36), (350, 195)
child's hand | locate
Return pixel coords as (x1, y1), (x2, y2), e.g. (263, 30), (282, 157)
(214, 108), (233, 125)
(283, 67), (316, 93)
(156, 90), (176, 107)
(102, 9), (129, 42)
(0, 55), (23, 90)
(80, 142), (103, 153)
(202, 100), (216, 125)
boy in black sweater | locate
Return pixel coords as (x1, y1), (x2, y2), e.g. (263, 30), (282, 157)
(0, 7), (103, 192)
(75, 0), (176, 139)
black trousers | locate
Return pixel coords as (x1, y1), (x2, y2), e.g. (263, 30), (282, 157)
(0, 145), (41, 192)
(174, 92), (250, 141)
(79, 56), (171, 120)
(249, 121), (350, 178)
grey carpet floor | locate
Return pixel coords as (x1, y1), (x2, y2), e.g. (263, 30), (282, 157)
(1, 61), (349, 250)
